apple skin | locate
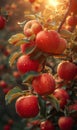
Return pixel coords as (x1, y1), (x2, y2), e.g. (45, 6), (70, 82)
(70, 0), (77, 14)
(3, 88), (11, 94)
(53, 88), (69, 108)
(13, 71), (21, 78)
(15, 95), (39, 118)
(40, 120), (55, 130)
(66, 15), (77, 27)
(53, 38), (67, 54)
(57, 61), (77, 81)
(0, 16), (6, 29)
(3, 124), (11, 130)
(58, 116), (74, 130)
(17, 54), (40, 74)
(32, 73), (55, 95)
(20, 41), (35, 53)
(35, 30), (61, 53)
(29, 0), (35, 3)
(24, 20), (43, 37)
(0, 80), (7, 88)
(32, 3), (41, 12)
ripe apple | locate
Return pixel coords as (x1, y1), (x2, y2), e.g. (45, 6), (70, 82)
(29, 0), (35, 3)
(20, 43), (27, 53)
(17, 54), (40, 74)
(58, 116), (74, 130)
(3, 49), (10, 56)
(32, 73), (55, 95)
(40, 120), (55, 130)
(57, 61), (77, 81)
(32, 3), (41, 12)
(66, 15), (77, 27)
(53, 88), (69, 108)
(0, 80), (7, 88)
(3, 88), (11, 94)
(35, 30), (61, 53)
(0, 65), (5, 70)
(0, 16), (6, 29)
(65, 25), (72, 32)
(53, 38), (67, 54)
(13, 71), (21, 78)
(24, 20), (43, 37)
(3, 124), (11, 130)
(70, 0), (77, 14)
(15, 95), (39, 118)
(20, 41), (35, 53)
(8, 119), (14, 125)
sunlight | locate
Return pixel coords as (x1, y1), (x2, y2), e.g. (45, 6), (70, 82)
(47, 0), (59, 8)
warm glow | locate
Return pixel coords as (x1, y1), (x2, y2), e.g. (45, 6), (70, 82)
(47, 0), (59, 8)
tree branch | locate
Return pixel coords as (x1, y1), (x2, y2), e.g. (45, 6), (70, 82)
(58, 0), (72, 33)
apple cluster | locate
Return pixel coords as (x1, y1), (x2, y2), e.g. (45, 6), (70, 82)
(6, 0), (77, 130)
(9, 19), (77, 130)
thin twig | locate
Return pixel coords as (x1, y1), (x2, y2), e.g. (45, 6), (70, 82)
(58, 0), (72, 33)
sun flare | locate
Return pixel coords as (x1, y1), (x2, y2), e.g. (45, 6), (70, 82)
(47, 0), (59, 8)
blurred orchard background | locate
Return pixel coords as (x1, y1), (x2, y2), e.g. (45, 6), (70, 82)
(0, 1), (33, 130)
(0, 0), (77, 130)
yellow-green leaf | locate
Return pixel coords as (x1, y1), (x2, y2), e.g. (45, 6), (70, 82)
(60, 29), (72, 39)
(23, 71), (40, 83)
(8, 33), (25, 45)
(5, 87), (22, 104)
(9, 52), (21, 67)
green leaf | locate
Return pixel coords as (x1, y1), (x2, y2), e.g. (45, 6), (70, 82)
(38, 95), (46, 117)
(25, 45), (36, 55)
(69, 110), (77, 115)
(8, 33), (25, 44)
(15, 39), (30, 46)
(18, 20), (27, 27)
(23, 71), (40, 83)
(9, 52), (21, 67)
(60, 29), (72, 39)
(5, 87), (22, 104)
(25, 14), (36, 20)
(47, 95), (60, 111)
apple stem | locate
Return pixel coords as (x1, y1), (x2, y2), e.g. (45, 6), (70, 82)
(57, 0), (72, 33)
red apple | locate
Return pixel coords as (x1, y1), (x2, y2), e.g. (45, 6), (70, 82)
(32, 73), (55, 95)
(40, 120), (55, 130)
(57, 61), (77, 81)
(0, 16), (6, 29)
(70, 0), (77, 14)
(32, 3), (41, 12)
(58, 116), (74, 130)
(53, 38), (67, 54)
(66, 15), (77, 26)
(29, 0), (35, 3)
(35, 30), (61, 53)
(53, 88), (69, 108)
(3, 124), (11, 130)
(3, 88), (11, 94)
(24, 20), (43, 37)
(15, 95), (39, 118)
(8, 119), (14, 125)
(0, 80), (7, 88)
(17, 54), (40, 74)
(20, 41), (35, 53)
(13, 71), (21, 78)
